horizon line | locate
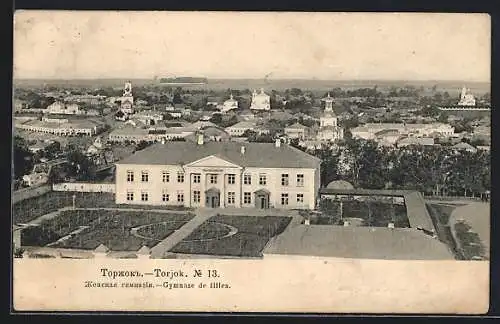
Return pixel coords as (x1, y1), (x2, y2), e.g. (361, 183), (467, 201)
(13, 77), (490, 83)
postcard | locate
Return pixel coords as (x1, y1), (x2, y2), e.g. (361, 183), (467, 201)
(12, 11), (490, 313)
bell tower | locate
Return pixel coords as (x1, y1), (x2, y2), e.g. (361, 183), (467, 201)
(323, 93), (334, 112)
(124, 81), (133, 97)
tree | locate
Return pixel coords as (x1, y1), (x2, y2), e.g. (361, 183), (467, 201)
(172, 89), (183, 104)
(136, 141), (152, 151)
(67, 149), (95, 181)
(13, 136), (33, 179)
(209, 113), (223, 126)
(312, 146), (340, 187)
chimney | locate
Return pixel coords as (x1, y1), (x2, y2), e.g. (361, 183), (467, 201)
(275, 138), (281, 148)
(240, 146), (246, 155)
(197, 134), (204, 145)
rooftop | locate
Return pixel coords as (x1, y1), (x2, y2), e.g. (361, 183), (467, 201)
(285, 123), (309, 130)
(264, 225), (454, 260)
(226, 121), (257, 129)
(117, 141), (320, 169)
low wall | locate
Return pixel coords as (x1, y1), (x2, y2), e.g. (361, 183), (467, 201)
(52, 183), (115, 193)
(13, 184), (52, 204)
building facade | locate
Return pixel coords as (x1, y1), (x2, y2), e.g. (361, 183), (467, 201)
(284, 123), (310, 140)
(115, 139), (321, 209)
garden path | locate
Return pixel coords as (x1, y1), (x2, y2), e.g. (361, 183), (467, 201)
(150, 210), (215, 258)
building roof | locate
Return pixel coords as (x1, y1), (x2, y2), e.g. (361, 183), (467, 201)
(285, 122), (309, 130)
(189, 121), (217, 130)
(226, 121), (256, 129)
(117, 141), (321, 169)
(94, 244), (109, 253)
(326, 180), (354, 190)
(375, 129), (400, 137)
(110, 126), (148, 136)
(239, 109), (254, 116)
(452, 142), (477, 151)
(264, 225), (454, 260)
(398, 137), (435, 146)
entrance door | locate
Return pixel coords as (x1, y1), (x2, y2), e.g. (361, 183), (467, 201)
(260, 197), (266, 209)
(206, 194), (220, 208)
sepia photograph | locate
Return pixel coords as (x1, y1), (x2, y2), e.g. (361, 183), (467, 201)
(12, 11), (491, 313)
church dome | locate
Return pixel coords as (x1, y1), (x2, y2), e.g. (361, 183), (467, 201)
(326, 180), (354, 190)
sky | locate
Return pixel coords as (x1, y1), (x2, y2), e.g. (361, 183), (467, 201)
(13, 11), (491, 81)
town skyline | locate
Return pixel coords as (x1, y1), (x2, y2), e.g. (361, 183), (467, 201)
(14, 11), (490, 82)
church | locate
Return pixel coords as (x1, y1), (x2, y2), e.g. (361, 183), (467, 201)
(316, 93), (344, 141)
(120, 81), (135, 114)
(221, 93), (239, 113)
(250, 88), (271, 110)
(458, 86), (476, 106)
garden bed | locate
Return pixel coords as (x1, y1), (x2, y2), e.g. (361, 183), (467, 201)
(183, 222), (232, 241)
(13, 191), (192, 224)
(21, 209), (194, 252)
(171, 215), (292, 257)
(314, 199), (410, 228)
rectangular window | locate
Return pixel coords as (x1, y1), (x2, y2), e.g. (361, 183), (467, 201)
(259, 174), (267, 186)
(177, 191), (184, 203)
(141, 171), (149, 182)
(281, 174), (289, 186)
(210, 174), (218, 184)
(281, 193), (289, 205)
(296, 174), (304, 187)
(243, 192), (252, 204)
(193, 174), (201, 184)
(126, 191), (134, 201)
(243, 174), (252, 185)
(227, 174), (235, 185)
(162, 171), (170, 183)
(227, 192), (235, 205)
(193, 190), (201, 203)
(162, 192), (169, 202)
(141, 191), (149, 202)
(126, 170), (134, 182)
(177, 172), (185, 183)
(296, 193), (304, 203)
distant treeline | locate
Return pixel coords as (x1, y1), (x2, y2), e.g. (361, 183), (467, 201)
(159, 77), (208, 84)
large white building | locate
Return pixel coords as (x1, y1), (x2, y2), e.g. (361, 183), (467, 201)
(46, 101), (82, 115)
(15, 118), (105, 136)
(250, 88), (271, 110)
(351, 123), (454, 141)
(115, 138), (321, 209)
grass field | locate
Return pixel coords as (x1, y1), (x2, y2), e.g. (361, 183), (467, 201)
(454, 221), (486, 260)
(13, 191), (192, 224)
(22, 209), (194, 251)
(426, 203), (462, 260)
(171, 215), (292, 257)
